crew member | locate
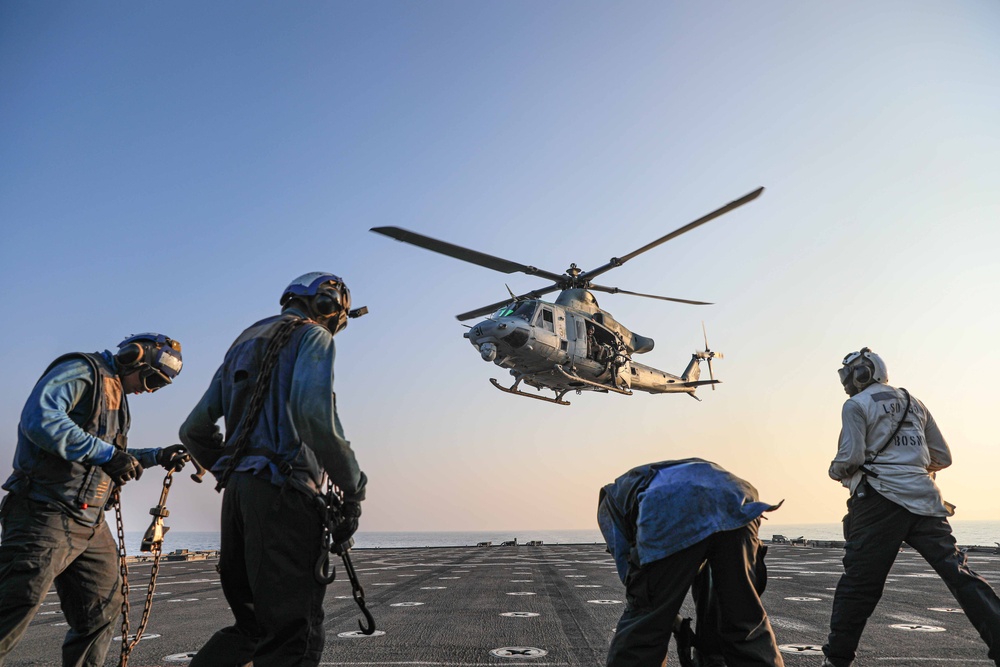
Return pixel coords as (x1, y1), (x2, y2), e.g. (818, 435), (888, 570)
(180, 272), (367, 667)
(0, 333), (187, 667)
(599, 458), (784, 666)
(822, 348), (1000, 667)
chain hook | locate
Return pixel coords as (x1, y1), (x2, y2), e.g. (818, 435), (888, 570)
(336, 540), (375, 635)
(316, 481), (375, 634)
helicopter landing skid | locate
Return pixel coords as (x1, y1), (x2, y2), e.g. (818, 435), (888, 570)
(553, 365), (633, 397)
(489, 377), (571, 406)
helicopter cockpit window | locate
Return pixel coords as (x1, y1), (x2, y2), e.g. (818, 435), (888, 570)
(492, 301), (537, 322)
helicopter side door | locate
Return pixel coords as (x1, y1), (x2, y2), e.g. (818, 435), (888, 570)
(565, 313), (590, 365)
(531, 304), (563, 364)
(554, 306), (569, 356)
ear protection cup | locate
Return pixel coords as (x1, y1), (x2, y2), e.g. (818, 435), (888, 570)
(853, 364), (872, 387)
(115, 342), (145, 369)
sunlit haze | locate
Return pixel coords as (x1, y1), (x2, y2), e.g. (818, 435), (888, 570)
(2, 2), (999, 536)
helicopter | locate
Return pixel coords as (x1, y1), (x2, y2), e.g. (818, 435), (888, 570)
(371, 187), (763, 406)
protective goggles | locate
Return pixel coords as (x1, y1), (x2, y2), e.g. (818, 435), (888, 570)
(139, 367), (173, 392)
(838, 349), (868, 384)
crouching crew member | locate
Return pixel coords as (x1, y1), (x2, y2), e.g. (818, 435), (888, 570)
(822, 348), (1000, 667)
(0, 333), (186, 667)
(180, 272), (367, 667)
(599, 458), (784, 666)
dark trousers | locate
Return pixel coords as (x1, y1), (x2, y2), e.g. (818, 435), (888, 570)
(607, 521), (784, 667)
(190, 472), (327, 667)
(0, 495), (121, 667)
(824, 488), (1000, 667)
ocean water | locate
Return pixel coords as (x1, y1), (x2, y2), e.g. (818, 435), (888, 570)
(761, 520), (1000, 546)
(118, 521), (1000, 556)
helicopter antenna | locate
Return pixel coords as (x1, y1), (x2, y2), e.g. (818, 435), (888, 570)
(505, 284), (517, 300)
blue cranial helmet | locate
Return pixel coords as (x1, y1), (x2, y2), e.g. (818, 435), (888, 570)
(115, 333), (183, 391)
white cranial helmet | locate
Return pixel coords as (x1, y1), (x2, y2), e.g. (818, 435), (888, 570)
(838, 347), (888, 395)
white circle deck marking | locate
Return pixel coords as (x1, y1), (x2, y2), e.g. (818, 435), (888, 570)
(785, 597), (821, 601)
(390, 602), (424, 607)
(501, 611), (540, 618)
(565, 575), (586, 578)
(439, 577), (460, 579)
(575, 584), (601, 588)
(163, 653), (197, 663)
(511, 579), (533, 582)
(779, 644), (824, 654)
(490, 646), (548, 658)
(420, 586), (446, 590)
(588, 599), (622, 604)
(507, 591), (536, 596)
(928, 607), (964, 613)
(167, 598), (199, 603)
(890, 624), (946, 632)
(338, 629), (386, 638)
(771, 576), (792, 579)
(113, 633), (161, 642)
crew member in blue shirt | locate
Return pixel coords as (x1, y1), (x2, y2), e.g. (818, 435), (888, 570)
(0, 333), (187, 667)
(599, 458), (784, 666)
(180, 272), (367, 667)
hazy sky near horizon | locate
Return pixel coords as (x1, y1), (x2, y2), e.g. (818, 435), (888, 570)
(2, 1), (999, 535)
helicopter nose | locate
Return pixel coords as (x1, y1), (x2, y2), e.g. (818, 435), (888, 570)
(465, 319), (500, 344)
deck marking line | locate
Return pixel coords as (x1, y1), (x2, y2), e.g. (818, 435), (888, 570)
(872, 660), (993, 663)
(318, 662), (569, 665)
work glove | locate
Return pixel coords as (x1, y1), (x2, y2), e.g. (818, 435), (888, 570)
(331, 501), (362, 546)
(157, 444), (190, 472)
(101, 450), (143, 486)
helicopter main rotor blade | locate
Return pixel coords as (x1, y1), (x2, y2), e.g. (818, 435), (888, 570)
(455, 284), (562, 321)
(581, 187), (764, 282)
(371, 226), (565, 282)
(588, 284), (713, 306)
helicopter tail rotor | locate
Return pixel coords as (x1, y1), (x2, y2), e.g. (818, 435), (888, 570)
(696, 322), (724, 390)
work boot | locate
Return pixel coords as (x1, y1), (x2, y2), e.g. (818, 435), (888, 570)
(821, 658), (852, 667)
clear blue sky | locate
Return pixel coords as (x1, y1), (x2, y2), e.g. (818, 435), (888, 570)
(2, 1), (999, 534)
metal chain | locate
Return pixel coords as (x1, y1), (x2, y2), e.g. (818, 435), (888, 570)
(113, 479), (168, 667)
(216, 316), (309, 490)
(113, 489), (131, 659)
